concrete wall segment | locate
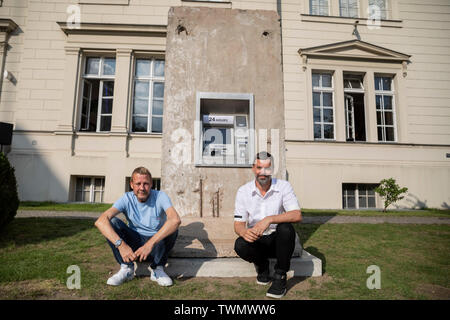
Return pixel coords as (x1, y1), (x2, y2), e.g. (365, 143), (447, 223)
(162, 6), (285, 217)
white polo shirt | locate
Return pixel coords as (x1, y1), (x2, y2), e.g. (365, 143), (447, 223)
(234, 178), (301, 235)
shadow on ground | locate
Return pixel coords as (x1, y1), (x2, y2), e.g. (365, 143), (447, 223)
(294, 213), (338, 276)
(172, 222), (217, 258)
(0, 217), (94, 249)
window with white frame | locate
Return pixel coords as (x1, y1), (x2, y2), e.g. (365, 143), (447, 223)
(342, 183), (378, 209)
(80, 56), (115, 132)
(375, 75), (396, 142)
(74, 176), (105, 203)
(340, 0), (359, 18)
(310, 0), (329, 16)
(368, 0), (388, 20)
(132, 58), (165, 133)
(312, 72), (334, 140)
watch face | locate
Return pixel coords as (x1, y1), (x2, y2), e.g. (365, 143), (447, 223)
(115, 239), (122, 247)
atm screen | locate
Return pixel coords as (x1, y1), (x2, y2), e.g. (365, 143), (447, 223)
(202, 127), (233, 157)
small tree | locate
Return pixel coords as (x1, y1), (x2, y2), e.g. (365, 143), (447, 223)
(375, 178), (408, 212)
(0, 152), (19, 231)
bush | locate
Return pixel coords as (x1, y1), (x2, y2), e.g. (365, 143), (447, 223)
(375, 178), (408, 212)
(0, 152), (19, 231)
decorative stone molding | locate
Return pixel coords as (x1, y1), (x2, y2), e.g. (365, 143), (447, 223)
(300, 14), (403, 28)
(298, 39), (411, 71)
(57, 22), (166, 37)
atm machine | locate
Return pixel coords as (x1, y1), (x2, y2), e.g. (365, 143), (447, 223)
(202, 114), (249, 165)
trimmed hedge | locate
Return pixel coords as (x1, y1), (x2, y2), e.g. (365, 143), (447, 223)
(0, 152), (19, 231)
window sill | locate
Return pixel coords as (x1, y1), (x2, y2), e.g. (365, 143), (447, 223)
(195, 163), (253, 168)
(74, 131), (163, 136)
(76, 131), (115, 137)
(181, 0), (232, 9)
(79, 0), (129, 5)
(285, 140), (450, 148)
(129, 132), (163, 138)
(300, 14), (403, 28)
(294, 139), (400, 145)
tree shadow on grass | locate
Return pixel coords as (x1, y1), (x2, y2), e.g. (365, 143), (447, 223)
(0, 217), (95, 249)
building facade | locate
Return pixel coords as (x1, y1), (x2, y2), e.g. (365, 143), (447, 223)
(0, 0), (449, 212)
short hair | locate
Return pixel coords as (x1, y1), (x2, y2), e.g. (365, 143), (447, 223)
(253, 151), (274, 166)
(131, 167), (152, 181)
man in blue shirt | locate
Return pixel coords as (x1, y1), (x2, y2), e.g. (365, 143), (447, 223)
(95, 167), (181, 286)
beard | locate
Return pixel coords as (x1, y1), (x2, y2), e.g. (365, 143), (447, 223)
(256, 175), (271, 186)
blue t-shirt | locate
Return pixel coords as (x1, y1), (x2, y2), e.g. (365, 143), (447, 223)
(113, 190), (173, 237)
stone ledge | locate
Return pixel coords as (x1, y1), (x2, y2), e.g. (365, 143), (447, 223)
(134, 250), (322, 278)
(172, 231), (303, 258)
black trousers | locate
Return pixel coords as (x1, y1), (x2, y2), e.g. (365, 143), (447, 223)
(234, 223), (296, 274)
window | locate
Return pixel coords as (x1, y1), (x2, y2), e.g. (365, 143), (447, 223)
(375, 75), (396, 142)
(342, 183), (377, 209)
(80, 56), (115, 132)
(369, 0), (388, 20)
(312, 72), (334, 140)
(75, 176), (105, 202)
(125, 177), (161, 191)
(309, 71), (398, 143)
(132, 58), (165, 133)
(340, 0), (359, 18)
(310, 0), (329, 16)
(343, 73), (366, 141)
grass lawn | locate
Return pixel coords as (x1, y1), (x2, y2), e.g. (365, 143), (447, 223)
(19, 201), (450, 218)
(19, 202), (112, 212)
(302, 208), (450, 218)
(0, 217), (448, 300)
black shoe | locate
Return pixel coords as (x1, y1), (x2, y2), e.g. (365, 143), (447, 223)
(266, 272), (287, 299)
(255, 261), (271, 285)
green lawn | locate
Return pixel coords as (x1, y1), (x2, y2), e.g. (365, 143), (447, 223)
(302, 208), (450, 218)
(19, 201), (450, 218)
(19, 201), (112, 212)
(0, 217), (448, 300)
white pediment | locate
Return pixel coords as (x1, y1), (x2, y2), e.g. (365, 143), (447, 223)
(299, 40), (411, 63)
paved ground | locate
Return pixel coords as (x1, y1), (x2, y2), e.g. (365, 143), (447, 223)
(16, 210), (450, 224)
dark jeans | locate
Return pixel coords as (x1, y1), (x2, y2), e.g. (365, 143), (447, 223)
(234, 223), (296, 274)
(106, 217), (178, 269)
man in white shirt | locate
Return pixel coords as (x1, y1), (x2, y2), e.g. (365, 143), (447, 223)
(234, 151), (302, 299)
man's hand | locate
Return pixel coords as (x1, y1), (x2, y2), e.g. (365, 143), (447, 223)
(235, 221), (260, 243)
(135, 242), (154, 262)
(251, 217), (272, 237)
(240, 228), (260, 243)
(118, 243), (137, 263)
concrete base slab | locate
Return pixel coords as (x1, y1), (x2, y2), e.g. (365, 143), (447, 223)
(172, 216), (303, 258)
(134, 250), (322, 278)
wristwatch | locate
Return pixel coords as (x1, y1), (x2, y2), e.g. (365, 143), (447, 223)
(114, 238), (123, 248)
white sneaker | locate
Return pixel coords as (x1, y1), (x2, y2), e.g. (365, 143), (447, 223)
(150, 265), (173, 287)
(106, 264), (134, 286)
